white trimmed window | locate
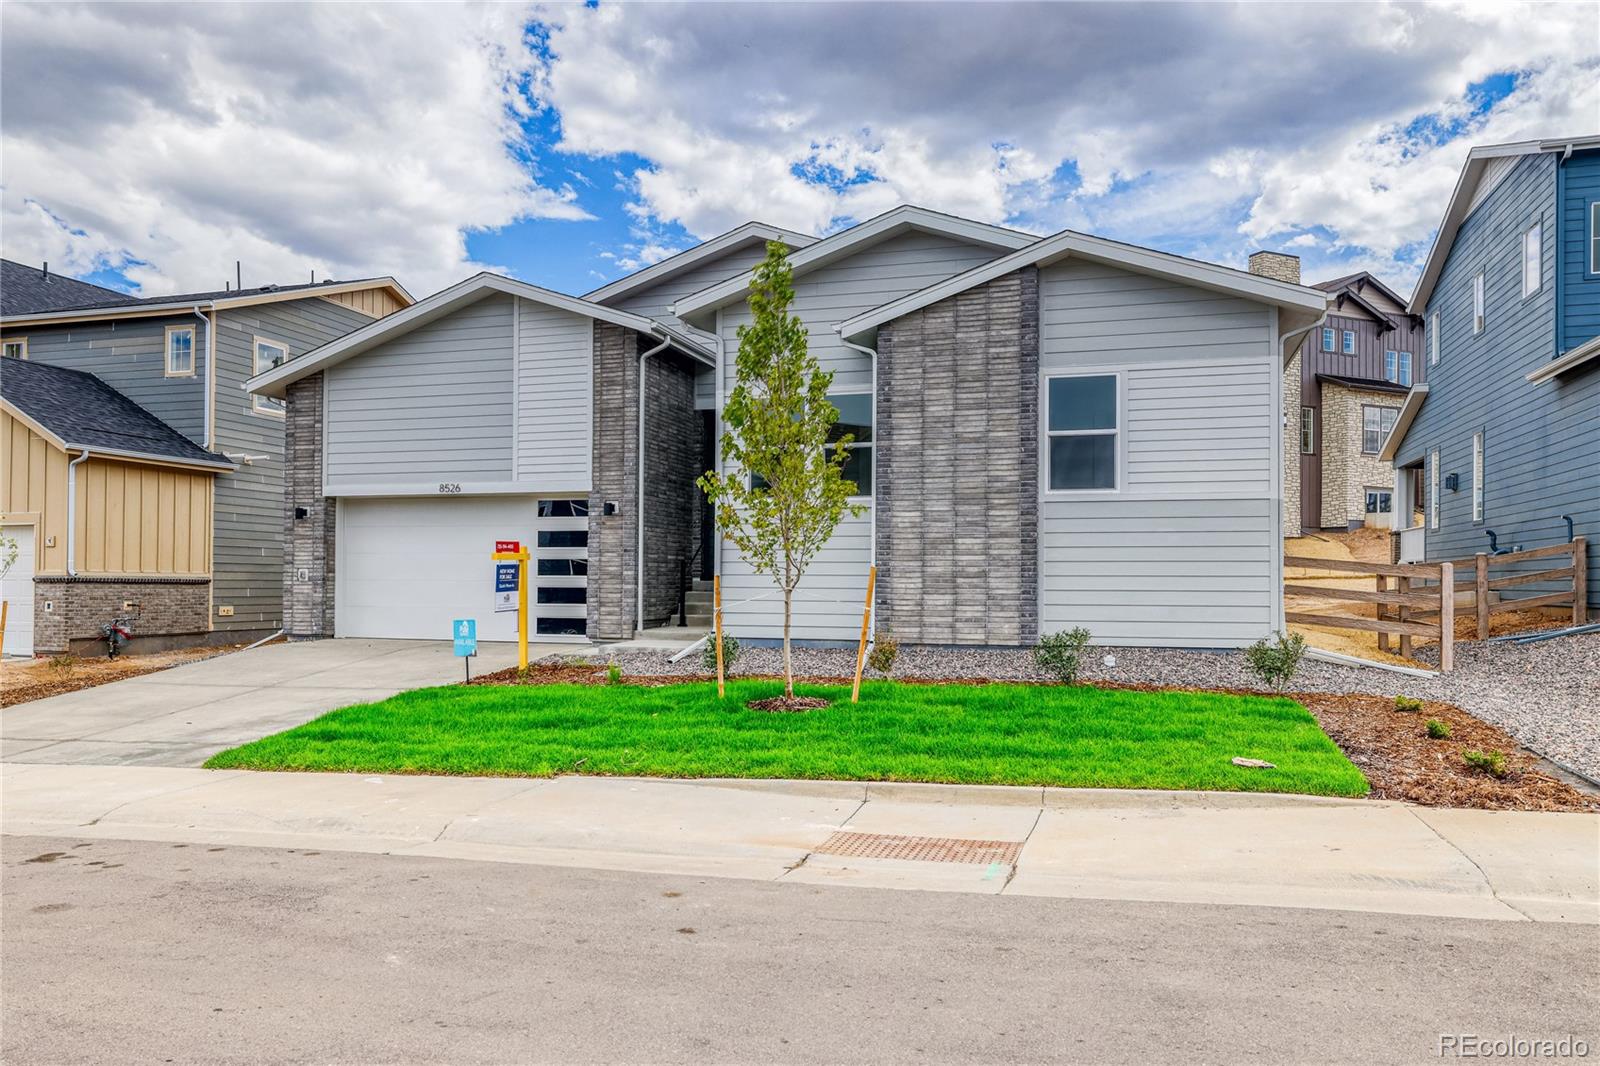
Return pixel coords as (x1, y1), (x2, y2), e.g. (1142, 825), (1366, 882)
(164, 326), (195, 377)
(1591, 202), (1600, 274)
(1045, 373), (1118, 492)
(828, 391), (873, 496)
(1, 337), (26, 360)
(1521, 222), (1541, 297)
(1321, 328), (1336, 352)
(1397, 351), (1412, 387)
(1362, 406), (1398, 454)
(1299, 407), (1314, 454)
(1384, 349), (1397, 382)
(1472, 272), (1485, 334)
(1429, 312), (1439, 366)
(1342, 330), (1356, 355)
(1472, 432), (1484, 522)
(1429, 449), (1439, 530)
(1364, 488), (1392, 515)
(252, 337), (289, 414)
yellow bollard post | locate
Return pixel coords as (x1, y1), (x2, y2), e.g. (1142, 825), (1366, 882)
(713, 574), (725, 699)
(851, 565), (877, 704)
(492, 547), (531, 671)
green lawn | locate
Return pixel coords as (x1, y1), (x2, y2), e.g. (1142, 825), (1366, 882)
(205, 680), (1368, 797)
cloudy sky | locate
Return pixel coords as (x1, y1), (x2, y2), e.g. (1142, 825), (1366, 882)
(2, 1), (1596, 302)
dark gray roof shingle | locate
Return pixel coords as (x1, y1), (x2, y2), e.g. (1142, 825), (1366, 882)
(1, 259), (132, 315)
(0, 358), (231, 468)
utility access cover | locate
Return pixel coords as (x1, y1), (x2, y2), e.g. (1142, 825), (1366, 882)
(814, 831), (1022, 866)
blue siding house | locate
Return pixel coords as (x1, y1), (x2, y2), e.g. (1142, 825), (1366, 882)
(1383, 136), (1600, 612)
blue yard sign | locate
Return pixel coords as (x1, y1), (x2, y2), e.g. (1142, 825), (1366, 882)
(494, 563), (519, 613)
(453, 618), (477, 657)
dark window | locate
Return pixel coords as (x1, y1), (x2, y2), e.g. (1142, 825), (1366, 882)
(537, 529), (588, 549)
(1299, 407), (1314, 454)
(538, 499), (589, 518)
(536, 558), (588, 577)
(1046, 375), (1117, 491)
(536, 586), (587, 605)
(536, 617), (586, 636)
(1365, 490), (1392, 514)
(750, 392), (874, 495)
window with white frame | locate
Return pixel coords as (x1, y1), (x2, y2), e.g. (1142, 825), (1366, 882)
(165, 326), (195, 377)
(1321, 328), (1336, 352)
(252, 337), (289, 414)
(1384, 349), (1397, 382)
(1521, 222), (1541, 297)
(1472, 272), (1485, 334)
(1342, 330), (1356, 355)
(1, 337), (26, 360)
(1364, 488), (1392, 515)
(1429, 449), (1439, 530)
(1299, 407), (1314, 454)
(1362, 406), (1398, 454)
(1045, 373), (1117, 492)
(1397, 351), (1412, 387)
(1429, 312), (1439, 365)
(1472, 432), (1484, 522)
(749, 391), (873, 495)
(1591, 202), (1600, 274)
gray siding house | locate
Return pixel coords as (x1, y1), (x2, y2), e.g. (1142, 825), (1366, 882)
(1382, 136), (1600, 612)
(255, 208), (1327, 650)
(1, 263), (410, 647)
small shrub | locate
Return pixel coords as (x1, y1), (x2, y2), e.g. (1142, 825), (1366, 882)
(1243, 632), (1307, 691)
(47, 654), (77, 676)
(1034, 628), (1092, 685)
(1425, 718), (1451, 739)
(605, 661), (622, 686)
(1462, 749), (1508, 778)
(866, 631), (899, 676)
(701, 632), (741, 672)
(1394, 695), (1424, 713)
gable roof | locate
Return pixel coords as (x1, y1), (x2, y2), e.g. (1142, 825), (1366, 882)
(0, 358), (233, 470)
(583, 221), (817, 306)
(837, 226), (1329, 345)
(248, 272), (716, 399)
(1407, 135), (1600, 314)
(1311, 270), (1408, 311)
(1, 274), (414, 327)
(1322, 285), (1398, 330)
(670, 205), (1038, 328)
(1, 259), (130, 315)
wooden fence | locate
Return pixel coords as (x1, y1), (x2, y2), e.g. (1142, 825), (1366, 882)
(1284, 556), (1456, 671)
(1445, 537), (1587, 640)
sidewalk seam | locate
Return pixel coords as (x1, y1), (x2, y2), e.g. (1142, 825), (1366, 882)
(999, 807), (1044, 895)
(81, 772), (239, 828)
(1404, 806), (1535, 922)
(774, 792), (870, 881)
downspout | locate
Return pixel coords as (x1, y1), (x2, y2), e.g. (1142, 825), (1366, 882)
(65, 449), (91, 576)
(635, 331), (674, 635)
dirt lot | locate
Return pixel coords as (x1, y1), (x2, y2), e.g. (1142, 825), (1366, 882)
(1, 644), (253, 707)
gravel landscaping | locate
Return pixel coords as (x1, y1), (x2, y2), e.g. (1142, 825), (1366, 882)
(591, 632), (1600, 782)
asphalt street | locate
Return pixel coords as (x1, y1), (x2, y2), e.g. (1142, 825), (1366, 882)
(4, 835), (1596, 1065)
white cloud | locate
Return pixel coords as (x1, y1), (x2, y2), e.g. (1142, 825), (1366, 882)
(0, 1), (588, 297)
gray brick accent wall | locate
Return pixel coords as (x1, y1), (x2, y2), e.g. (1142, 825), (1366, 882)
(283, 372), (336, 638)
(588, 323), (641, 640)
(33, 576), (210, 654)
(641, 352), (701, 627)
(875, 267), (1040, 646)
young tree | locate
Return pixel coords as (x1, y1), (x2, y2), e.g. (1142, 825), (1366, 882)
(699, 242), (866, 701)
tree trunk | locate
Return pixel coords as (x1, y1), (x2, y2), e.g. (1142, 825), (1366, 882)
(782, 586), (794, 698)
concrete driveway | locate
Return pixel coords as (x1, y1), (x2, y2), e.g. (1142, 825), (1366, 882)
(1, 638), (529, 767)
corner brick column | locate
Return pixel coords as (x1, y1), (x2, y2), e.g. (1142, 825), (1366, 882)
(588, 323), (641, 640)
(875, 267), (1039, 646)
(283, 372), (336, 638)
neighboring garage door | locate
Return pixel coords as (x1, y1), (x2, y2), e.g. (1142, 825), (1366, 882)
(1, 525), (36, 657)
(337, 497), (590, 642)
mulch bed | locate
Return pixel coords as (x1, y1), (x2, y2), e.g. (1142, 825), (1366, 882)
(746, 695), (831, 712)
(460, 664), (1598, 812)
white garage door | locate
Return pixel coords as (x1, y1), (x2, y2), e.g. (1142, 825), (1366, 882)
(1, 525), (36, 657)
(336, 497), (590, 642)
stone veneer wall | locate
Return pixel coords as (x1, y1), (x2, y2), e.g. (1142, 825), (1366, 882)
(283, 372), (337, 638)
(33, 575), (211, 654)
(1319, 381), (1404, 530)
(640, 353), (701, 627)
(874, 267), (1039, 645)
(588, 323), (641, 641)
(1282, 346), (1303, 536)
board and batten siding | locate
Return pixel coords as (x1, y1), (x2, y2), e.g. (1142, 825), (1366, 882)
(716, 228), (1009, 641)
(211, 297), (375, 633)
(515, 296), (593, 492)
(1403, 151), (1600, 608)
(1038, 258), (1280, 648)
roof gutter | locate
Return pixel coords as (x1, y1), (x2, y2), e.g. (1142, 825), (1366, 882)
(1280, 305), (1329, 368)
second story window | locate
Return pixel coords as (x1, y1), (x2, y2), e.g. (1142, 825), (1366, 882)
(1321, 328), (1335, 352)
(1385, 349), (1397, 381)
(1591, 202), (1600, 274)
(253, 337), (289, 415)
(165, 326), (195, 377)
(1429, 312), (1439, 366)
(1362, 406), (1398, 454)
(1472, 272), (1485, 334)
(1521, 222), (1541, 297)
(1, 337), (26, 360)
(1398, 351), (1412, 387)
(1342, 330), (1356, 355)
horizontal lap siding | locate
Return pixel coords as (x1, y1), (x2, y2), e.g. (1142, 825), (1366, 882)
(718, 229), (1007, 642)
(1039, 259), (1277, 647)
(515, 298), (591, 492)
(213, 298), (374, 633)
(1560, 149), (1600, 353)
(1400, 152), (1599, 607)
(324, 294), (514, 486)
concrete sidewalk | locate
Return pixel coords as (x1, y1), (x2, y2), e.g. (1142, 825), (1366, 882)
(4, 764), (1595, 923)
